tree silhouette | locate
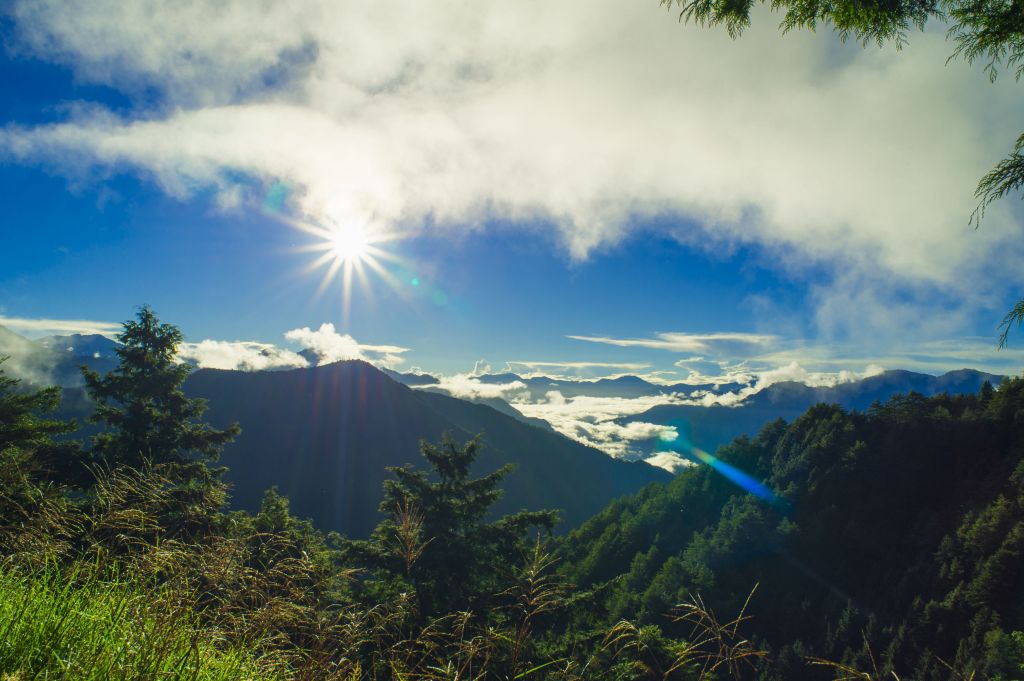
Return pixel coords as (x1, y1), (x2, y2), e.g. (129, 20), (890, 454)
(0, 358), (80, 543)
(348, 433), (558, 617)
(83, 306), (239, 538)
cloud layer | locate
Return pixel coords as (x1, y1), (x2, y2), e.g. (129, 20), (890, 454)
(177, 340), (307, 371)
(515, 392), (682, 459)
(427, 375), (528, 401)
(569, 333), (778, 354)
(180, 323), (409, 370)
(0, 316), (122, 338)
(4, 0), (1024, 343)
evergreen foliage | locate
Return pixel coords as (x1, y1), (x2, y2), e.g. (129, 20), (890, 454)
(0, 357), (82, 557)
(1, 309), (1023, 678)
(83, 306), (239, 538)
(559, 381), (1024, 679)
(346, 434), (559, 617)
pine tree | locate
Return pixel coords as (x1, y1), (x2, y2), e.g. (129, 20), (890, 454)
(349, 434), (558, 617)
(83, 307), (239, 538)
(0, 358), (80, 540)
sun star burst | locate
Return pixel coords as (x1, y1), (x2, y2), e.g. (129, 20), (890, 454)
(292, 220), (406, 323)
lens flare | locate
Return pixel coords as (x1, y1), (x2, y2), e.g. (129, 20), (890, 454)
(671, 437), (787, 509)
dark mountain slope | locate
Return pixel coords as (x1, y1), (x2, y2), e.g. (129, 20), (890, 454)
(185, 360), (669, 537)
(456, 395), (556, 432)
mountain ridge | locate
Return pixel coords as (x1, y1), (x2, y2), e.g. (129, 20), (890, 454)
(182, 359), (671, 537)
(627, 367), (1004, 457)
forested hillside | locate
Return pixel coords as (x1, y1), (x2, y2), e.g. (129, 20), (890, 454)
(561, 382), (1024, 679)
(2, 308), (1022, 680)
(0, 310), (756, 679)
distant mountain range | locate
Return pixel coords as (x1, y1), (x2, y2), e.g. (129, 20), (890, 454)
(386, 364), (1006, 463)
(0, 326), (119, 386)
(0, 324), (1008, 534)
(0, 326), (669, 537)
(624, 368), (1005, 457)
(384, 367), (744, 401)
(37, 333), (121, 360)
(184, 361), (669, 536)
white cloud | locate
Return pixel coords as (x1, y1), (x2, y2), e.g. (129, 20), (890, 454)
(423, 374), (527, 400)
(568, 332), (778, 354)
(0, 328), (60, 385)
(3, 0), (1023, 340)
(671, 359), (757, 387)
(754, 361), (886, 389)
(284, 322), (408, 367)
(570, 327), (1024, 382)
(680, 361), (889, 406)
(505, 360), (651, 377)
(177, 339), (307, 371)
(469, 359), (492, 377)
(177, 323), (410, 371)
(644, 451), (696, 474)
(750, 340), (1024, 377)
(0, 315), (121, 339)
(515, 391), (683, 458)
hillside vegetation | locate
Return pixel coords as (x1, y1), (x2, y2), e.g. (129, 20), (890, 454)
(560, 383), (1024, 679)
(1, 307), (1022, 679)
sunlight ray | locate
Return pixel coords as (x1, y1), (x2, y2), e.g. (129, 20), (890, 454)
(341, 258), (355, 325)
(315, 257), (344, 300)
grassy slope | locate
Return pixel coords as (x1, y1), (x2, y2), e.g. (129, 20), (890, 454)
(0, 566), (280, 681)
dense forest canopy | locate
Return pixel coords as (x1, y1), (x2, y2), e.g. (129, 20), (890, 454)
(559, 384), (1024, 678)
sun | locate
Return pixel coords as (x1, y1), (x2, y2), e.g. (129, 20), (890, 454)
(328, 227), (370, 263)
(291, 219), (407, 322)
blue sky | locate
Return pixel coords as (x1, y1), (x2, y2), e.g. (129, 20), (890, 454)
(3, 0), (1024, 382)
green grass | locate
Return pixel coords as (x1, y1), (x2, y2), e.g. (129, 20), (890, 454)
(0, 565), (280, 681)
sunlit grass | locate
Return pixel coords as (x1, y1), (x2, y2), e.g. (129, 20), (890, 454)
(0, 565), (282, 681)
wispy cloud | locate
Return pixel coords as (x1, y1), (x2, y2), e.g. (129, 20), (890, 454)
(505, 360), (651, 378)
(568, 333), (778, 354)
(468, 360), (493, 377)
(681, 362), (887, 407)
(0, 315), (121, 338)
(508, 360), (651, 370)
(749, 340), (1024, 378)
(3, 0), (1023, 343)
(568, 329), (1024, 381)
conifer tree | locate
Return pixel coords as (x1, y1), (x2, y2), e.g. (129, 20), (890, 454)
(0, 359), (79, 538)
(349, 434), (558, 617)
(83, 306), (239, 538)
